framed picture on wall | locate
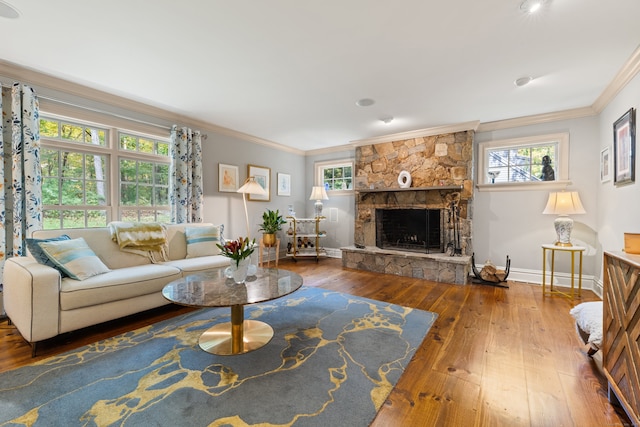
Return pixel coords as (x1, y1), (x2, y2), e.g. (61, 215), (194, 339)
(277, 173), (291, 196)
(613, 107), (636, 186)
(218, 163), (239, 192)
(248, 164), (270, 201)
(600, 147), (611, 183)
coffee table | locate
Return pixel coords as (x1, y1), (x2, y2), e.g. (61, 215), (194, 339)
(162, 267), (303, 355)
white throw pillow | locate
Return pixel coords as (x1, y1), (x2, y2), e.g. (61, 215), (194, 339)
(570, 301), (603, 347)
(38, 237), (111, 280)
(185, 225), (224, 258)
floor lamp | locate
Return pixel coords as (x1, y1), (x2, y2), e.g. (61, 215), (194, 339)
(237, 177), (267, 241)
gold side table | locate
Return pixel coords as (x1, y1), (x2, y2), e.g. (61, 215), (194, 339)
(542, 244), (585, 299)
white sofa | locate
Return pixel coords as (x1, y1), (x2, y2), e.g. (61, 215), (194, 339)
(4, 223), (230, 355)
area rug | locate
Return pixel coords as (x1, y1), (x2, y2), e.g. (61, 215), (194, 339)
(0, 286), (437, 426)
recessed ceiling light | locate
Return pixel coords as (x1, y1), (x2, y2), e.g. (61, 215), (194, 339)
(356, 98), (375, 107)
(380, 116), (394, 124)
(520, 0), (545, 14)
(0, 1), (20, 19)
(514, 76), (533, 87)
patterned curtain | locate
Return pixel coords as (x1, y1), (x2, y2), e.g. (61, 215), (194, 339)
(0, 83), (43, 286)
(169, 125), (203, 223)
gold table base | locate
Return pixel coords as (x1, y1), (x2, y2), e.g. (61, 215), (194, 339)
(198, 305), (274, 355)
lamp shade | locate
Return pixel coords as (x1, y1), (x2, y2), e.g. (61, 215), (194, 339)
(542, 191), (586, 216)
(309, 186), (329, 201)
(237, 177), (267, 195)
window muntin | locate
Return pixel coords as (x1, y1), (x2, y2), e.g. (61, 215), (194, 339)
(118, 158), (170, 222)
(477, 133), (569, 190)
(315, 159), (354, 194)
(39, 118), (107, 146)
(119, 132), (169, 156)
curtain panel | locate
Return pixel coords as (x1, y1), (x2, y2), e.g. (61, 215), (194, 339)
(169, 125), (203, 224)
(0, 83), (43, 286)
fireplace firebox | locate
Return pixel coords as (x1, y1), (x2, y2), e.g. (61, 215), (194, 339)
(375, 208), (443, 254)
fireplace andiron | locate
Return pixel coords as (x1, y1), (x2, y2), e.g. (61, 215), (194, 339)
(471, 253), (510, 288)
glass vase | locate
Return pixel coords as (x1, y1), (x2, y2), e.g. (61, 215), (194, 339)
(225, 257), (251, 284)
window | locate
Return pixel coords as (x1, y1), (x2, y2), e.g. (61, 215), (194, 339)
(39, 116), (170, 229)
(315, 159), (354, 194)
(477, 133), (570, 191)
(118, 133), (171, 223)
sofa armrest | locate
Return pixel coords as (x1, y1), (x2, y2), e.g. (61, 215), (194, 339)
(4, 256), (61, 343)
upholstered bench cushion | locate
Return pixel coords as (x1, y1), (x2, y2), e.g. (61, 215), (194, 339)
(60, 265), (182, 311)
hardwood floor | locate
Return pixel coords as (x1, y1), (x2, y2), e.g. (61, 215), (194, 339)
(0, 258), (630, 426)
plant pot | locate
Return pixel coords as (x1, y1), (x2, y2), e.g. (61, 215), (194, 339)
(263, 233), (277, 247)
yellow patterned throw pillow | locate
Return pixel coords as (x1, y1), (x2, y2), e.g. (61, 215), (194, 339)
(38, 238), (111, 280)
(185, 225), (224, 258)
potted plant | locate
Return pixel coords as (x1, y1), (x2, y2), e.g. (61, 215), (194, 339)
(259, 209), (286, 247)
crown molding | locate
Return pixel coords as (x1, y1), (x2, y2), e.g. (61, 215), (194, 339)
(0, 60), (304, 156)
(592, 44), (640, 114)
(304, 144), (356, 157)
(476, 106), (596, 133)
(349, 120), (480, 147)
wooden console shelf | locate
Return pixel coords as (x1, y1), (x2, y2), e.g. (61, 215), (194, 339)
(603, 250), (640, 426)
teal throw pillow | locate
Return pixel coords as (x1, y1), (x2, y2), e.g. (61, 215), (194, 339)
(37, 237), (111, 280)
(185, 225), (224, 258)
(26, 235), (71, 276)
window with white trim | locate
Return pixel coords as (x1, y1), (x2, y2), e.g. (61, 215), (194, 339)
(477, 133), (569, 190)
(315, 159), (354, 194)
(39, 116), (171, 229)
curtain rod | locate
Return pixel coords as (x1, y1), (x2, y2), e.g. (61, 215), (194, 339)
(36, 94), (208, 139)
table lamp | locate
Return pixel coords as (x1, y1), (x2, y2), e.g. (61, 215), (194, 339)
(309, 186), (329, 217)
(237, 177), (267, 239)
(542, 191), (586, 247)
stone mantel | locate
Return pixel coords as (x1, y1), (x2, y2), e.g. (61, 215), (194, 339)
(356, 185), (463, 193)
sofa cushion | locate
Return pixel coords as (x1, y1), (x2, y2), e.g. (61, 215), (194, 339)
(59, 264), (182, 311)
(162, 255), (230, 274)
(185, 225), (224, 258)
(38, 238), (111, 280)
(26, 234), (71, 275)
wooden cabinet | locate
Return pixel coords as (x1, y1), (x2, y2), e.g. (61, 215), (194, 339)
(285, 217), (326, 261)
(603, 250), (640, 426)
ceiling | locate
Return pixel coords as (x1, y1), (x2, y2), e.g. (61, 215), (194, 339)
(1, 0), (640, 152)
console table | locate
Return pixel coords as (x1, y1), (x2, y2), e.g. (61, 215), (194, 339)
(603, 251), (640, 425)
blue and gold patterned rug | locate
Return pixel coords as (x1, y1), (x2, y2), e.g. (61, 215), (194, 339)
(0, 286), (436, 426)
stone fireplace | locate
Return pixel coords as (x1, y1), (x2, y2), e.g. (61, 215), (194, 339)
(341, 129), (474, 284)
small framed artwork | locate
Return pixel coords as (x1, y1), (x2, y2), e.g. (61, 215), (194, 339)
(218, 163), (239, 192)
(600, 147), (611, 183)
(248, 164), (270, 201)
(613, 107), (636, 186)
(277, 173), (291, 196)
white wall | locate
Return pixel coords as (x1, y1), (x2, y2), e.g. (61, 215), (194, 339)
(474, 116), (600, 284)
(596, 72), (640, 280)
(304, 149), (356, 252)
